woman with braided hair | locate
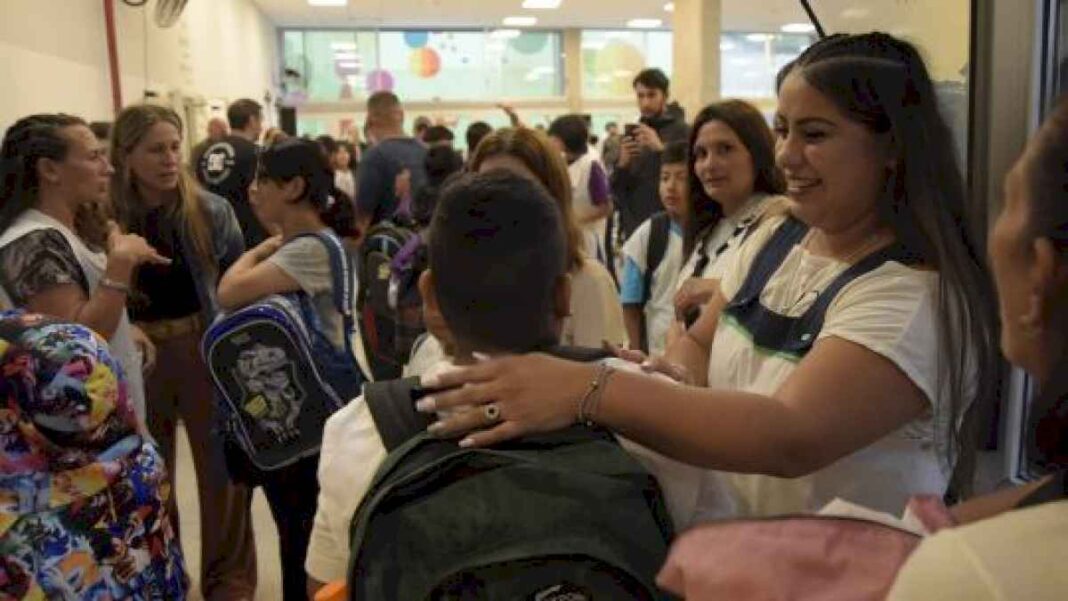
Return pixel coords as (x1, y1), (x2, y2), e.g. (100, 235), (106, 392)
(0, 113), (169, 424)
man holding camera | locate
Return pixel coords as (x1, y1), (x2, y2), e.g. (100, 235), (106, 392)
(610, 68), (690, 240)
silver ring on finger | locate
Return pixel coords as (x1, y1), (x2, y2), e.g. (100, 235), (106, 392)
(483, 403), (501, 423)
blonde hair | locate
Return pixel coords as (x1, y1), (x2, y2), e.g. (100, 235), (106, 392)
(110, 104), (215, 271)
(468, 127), (585, 271)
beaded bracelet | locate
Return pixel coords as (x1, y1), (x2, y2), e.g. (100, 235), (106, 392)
(577, 362), (616, 426)
(98, 277), (131, 295)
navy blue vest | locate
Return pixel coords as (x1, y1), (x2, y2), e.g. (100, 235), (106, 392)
(721, 216), (918, 362)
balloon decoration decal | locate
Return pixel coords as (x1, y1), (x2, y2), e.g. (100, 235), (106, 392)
(366, 69), (395, 92)
(403, 31), (429, 48)
(409, 47), (442, 78)
(511, 32), (549, 55)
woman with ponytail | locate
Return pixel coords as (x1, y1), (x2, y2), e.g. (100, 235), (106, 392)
(216, 137), (357, 601)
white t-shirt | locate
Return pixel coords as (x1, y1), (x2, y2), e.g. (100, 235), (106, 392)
(560, 258), (628, 349)
(621, 218), (684, 355)
(889, 500), (1068, 601)
(305, 358), (732, 583)
(676, 193), (778, 289)
(707, 213), (953, 516)
(568, 152), (611, 264)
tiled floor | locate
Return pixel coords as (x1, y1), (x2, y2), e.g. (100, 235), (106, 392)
(175, 424), (284, 600)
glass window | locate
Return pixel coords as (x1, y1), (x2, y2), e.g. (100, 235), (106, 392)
(282, 29), (562, 103)
(581, 30), (673, 99)
(720, 32), (815, 99)
(581, 29), (810, 100)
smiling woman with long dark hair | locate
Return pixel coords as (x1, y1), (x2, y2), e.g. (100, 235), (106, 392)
(416, 32), (998, 519)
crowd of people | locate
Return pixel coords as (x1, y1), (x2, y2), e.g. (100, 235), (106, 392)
(0, 30), (1065, 601)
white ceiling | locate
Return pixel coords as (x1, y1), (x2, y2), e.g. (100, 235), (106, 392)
(250, 0), (835, 31)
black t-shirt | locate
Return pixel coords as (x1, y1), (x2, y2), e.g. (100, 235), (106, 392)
(196, 135), (267, 248)
(129, 207), (202, 322)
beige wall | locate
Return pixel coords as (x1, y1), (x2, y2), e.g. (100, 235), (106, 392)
(0, 0), (278, 135)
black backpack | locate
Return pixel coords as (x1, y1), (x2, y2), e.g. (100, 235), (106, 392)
(357, 219), (422, 380)
(637, 212), (671, 353)
(348, 349), (676, 601)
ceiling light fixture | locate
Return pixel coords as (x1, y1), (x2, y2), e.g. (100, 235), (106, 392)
(745, 33), (773, 42)
(522, 0), (562, 8)
(664, 2), (674, 12)
(627, 18), (662, 28)
(503, 16), (537, 26)
(781, 22), (816, 33)
(308, 0), (347, 6)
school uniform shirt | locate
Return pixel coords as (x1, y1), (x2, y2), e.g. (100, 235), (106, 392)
(306, 358), (733, 584)
(267, 233), (344, 348)
(888, 500), (1068, 601)
(568, 152), (611, 263)
(620, 219), (684, 356)
(334, 169), (356, 201)
(676, 193), (778, 288)
(707, 213), (958, 517)
(560, 257), (628, 349)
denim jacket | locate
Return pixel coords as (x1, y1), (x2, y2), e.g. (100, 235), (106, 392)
(183, 191), (245, 324)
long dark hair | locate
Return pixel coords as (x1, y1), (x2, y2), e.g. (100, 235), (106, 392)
(256, 138), (357, 237)
(684, 100), (785, 258)
(0, 114), (110, 248)
(779, 32), (999, 498)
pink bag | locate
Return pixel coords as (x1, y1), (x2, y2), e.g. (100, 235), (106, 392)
(656, 496), (954, 601)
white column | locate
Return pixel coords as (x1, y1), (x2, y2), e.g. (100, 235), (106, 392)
(671, 0), (721, 120)
(563, 28), (583, 113)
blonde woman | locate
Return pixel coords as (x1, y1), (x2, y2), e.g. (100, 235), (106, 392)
(111, 104), (256, 601)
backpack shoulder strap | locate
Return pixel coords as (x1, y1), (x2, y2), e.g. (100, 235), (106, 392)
(292, 231), (365, 375)
(643, 212), (671, 306)
(799, 243), (915, 334)
(637, 213), (671, 353)
(364, 376), (434, 452)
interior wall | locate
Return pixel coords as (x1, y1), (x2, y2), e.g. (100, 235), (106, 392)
(0, 0), (278, 137)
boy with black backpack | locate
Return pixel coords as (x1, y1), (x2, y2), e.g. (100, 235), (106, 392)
(620, 141), (689, 354)
(307, 170), (732, 599)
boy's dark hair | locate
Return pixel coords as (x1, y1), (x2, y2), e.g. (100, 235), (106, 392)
(429, 170), (567, 352)
(661, 139), (688, 166)
(227, 98), (263, 130)
(412, 146), (464, 226)
(547, 114), (589, 156)
(256, 138), (356, 237)
(315, 135), (339, 157)
(632, 68), (670, 94)
(465, 121), (492, 153)
(424, 125), (454, 145)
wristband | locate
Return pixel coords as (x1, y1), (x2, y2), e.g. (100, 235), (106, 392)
(98, 277), (131, 295)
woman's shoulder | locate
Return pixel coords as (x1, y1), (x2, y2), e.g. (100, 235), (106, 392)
(889, 499), (1068, 601)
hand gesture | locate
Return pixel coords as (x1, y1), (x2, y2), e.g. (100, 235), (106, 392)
(107, 222), (170, 267)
